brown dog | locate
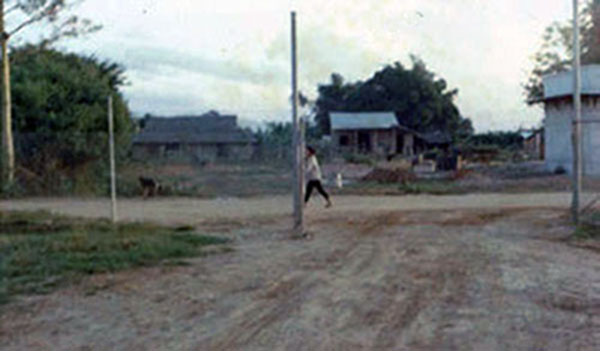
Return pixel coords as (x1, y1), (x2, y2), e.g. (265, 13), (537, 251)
(139, 176), (161, 199)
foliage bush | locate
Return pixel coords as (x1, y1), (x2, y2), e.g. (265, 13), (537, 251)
(0, 210), (229, 303)
(423, 148), (444, 160)
(4, 45), (134, 196)
(397, 180), (462, 195)
(462, 131), (523, 151)
(253, 121), (325, 163)
(343, 153), (377, 166)
(458, 131), (528, 163)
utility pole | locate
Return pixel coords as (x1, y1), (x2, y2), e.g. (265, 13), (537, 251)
(0, 0), (14, 185)
(291, 11), (304, 234)
(572, 0), (583, 224)
(108, 95), (118, 224)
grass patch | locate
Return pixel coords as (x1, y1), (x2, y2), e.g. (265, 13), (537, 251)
(116, 161), (292, 199)
(397, 180), (464, 195)
(343, 153), (377, 166)
(574, 223), (600, 239)
(573, 211), (600, 240)
(0, 210), (229, 304)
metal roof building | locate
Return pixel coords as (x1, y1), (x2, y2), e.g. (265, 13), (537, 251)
(329, 111), (425, 156)
(330, 112), (399, 131)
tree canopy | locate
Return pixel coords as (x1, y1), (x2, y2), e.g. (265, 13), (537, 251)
(10, 45), (132, 191)
(524, 0), (600, 104)
(464, 131), (524, 150)
(2, 0), (101, 45)
(314, 56), (473, 140)
(1, 0), (101, 185)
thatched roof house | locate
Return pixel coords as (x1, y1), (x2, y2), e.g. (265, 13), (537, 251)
(132, 112), (255, 162)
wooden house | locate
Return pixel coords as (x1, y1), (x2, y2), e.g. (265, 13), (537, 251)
(520, 128), (544, 160)
(330, 112), (419, 156)
(330, 111), (451, 157)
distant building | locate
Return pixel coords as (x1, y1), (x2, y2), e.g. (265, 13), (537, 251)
(520, 128), (544, 160)
(330, 112), (416, 156)
(419, 130), (453, 152)
(132, 111), (255, 163)
(541, 65), (600, 175)
(329, 111), (450, 156)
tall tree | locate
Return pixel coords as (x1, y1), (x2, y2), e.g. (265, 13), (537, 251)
(1, 0), (100, 184)
(524, 0), (600, 104)
(314, 56), (471, 139)
(11, 45), (132, 193)
(314, 73), (356, 135)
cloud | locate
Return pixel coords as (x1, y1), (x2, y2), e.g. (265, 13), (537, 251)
(52, 0), (575, 131)
(119, 44), (288, 87)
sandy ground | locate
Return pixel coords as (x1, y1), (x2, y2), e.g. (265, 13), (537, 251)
(1, 195), (600, 350)
(0, 192), (592, 224)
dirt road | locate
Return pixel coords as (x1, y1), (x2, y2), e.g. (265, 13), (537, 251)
(0, 192), (585, 224)
(1, 195), (600, 350)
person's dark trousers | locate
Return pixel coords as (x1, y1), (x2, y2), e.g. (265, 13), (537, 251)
(305, 180), (330, 203)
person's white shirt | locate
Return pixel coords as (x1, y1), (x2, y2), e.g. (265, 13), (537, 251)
(306, 155), (322, 181)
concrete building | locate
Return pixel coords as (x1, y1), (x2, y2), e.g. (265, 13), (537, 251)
(132, 112), (255, 163)
(542, 65), (600, 175)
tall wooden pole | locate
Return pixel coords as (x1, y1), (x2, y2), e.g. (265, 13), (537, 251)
(291, 11), (304, 233)
(108, 95), (118, 224)
(572, 0), (583, 224)
(0, 0), (14, 185)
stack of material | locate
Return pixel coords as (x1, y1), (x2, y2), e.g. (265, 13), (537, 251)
(414, 160), (437, 173)
(362, 167), (416, 184)
(377, 159), (413, 170)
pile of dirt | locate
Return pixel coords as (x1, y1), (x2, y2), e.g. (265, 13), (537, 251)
(362, 167), (416, 184)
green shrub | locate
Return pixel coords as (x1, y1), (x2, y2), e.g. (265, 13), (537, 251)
(398, 180), (462, 195)
(343, 153), (376, 165)
(0, 211), (229, 303)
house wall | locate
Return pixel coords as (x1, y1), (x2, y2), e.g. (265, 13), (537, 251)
(372, 129), (396, 155)
(187, 143), (254, 162)
(402, 134), (414, 156)
(332, 130), (357, 153)
(132, 144), (162, 159)
(132, 143), (254, 163)
(332, 129), (421, 156)
(544, 98), (600, 175)
(333, 129), (398, 155)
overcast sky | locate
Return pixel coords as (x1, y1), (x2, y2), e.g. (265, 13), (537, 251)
(23, 0), (575, 131)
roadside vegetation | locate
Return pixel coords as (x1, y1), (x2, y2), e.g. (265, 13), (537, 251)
(574, 211), (600, 239)
(1, 45), (133, 197)
(0, 210), (229, 304)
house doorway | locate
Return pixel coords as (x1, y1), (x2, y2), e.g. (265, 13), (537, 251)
(358, 132), (371, 152)
(216, 143), (229, 158)
(396, 134), (404, 154)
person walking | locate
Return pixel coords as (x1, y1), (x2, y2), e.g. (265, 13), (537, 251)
(304, 146), (332, 208)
